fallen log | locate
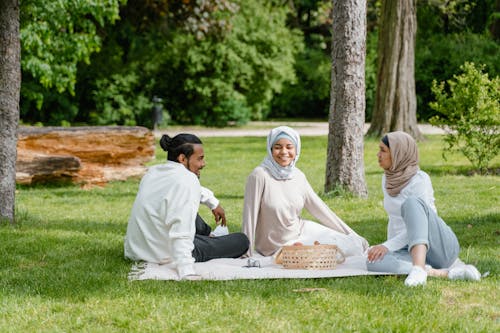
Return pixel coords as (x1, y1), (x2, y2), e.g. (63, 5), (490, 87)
(16, 151), (81, 185)
(16, 126), (155, 186)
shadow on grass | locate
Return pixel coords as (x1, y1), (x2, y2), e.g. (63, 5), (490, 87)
(447, 213), (500, 246)
(13, 209), (126, 234)
(216, 194), (245, 200)
(423, 165), (500, 176)
(365, 164), (499, 177)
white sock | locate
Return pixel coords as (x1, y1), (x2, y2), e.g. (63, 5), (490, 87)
(448, 265), (481, 281)
(405, 265), (428, 287)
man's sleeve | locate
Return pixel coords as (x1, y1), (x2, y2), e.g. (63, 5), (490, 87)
(200, 186), (219, 210)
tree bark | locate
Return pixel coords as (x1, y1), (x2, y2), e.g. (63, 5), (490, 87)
(367, 0), (423, 140)
(491, 0), (500, 41)
(325, 0), (368, 198)
(0, 0), (21, 224)
(16, 126), (155, 186)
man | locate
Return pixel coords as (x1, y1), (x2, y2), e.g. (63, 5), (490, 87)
(124, 133), (249, 280)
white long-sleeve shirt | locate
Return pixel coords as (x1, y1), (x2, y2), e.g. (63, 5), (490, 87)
(124, 161), (201, 277)
(200, 186), (219, 210)
(382, 170), (437, 251)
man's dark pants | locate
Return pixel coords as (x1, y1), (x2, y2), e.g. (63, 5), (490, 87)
(192, 214), (249, 262)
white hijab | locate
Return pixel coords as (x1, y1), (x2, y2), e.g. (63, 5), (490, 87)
(260, 126), (301, 180)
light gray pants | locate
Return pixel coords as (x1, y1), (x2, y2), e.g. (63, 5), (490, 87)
(367, 197), (460, 274)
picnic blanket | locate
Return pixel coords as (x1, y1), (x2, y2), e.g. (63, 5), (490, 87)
(128, 255), (396, 281)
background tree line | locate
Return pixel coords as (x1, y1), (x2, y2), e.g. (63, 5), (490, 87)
(18, 0), (499, 128)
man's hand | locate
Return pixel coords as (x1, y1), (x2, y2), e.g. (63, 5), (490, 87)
(367, 244), (389, 263)
(212, 204), (226, 226)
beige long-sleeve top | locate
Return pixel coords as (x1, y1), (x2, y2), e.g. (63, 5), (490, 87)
(242, 166), (364, 256)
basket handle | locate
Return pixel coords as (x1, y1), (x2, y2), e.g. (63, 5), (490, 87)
(274, 248), (284, 264)
(336, 247), (346, 264)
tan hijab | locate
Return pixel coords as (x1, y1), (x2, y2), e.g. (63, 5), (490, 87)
(384, 131), (419, 196)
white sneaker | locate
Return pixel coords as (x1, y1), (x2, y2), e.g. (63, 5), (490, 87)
(405, 265), (428, 287)
(448, 265), (481, 281)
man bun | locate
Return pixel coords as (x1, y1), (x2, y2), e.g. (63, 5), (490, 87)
(159, 134), (173, 152)
(159, 133), (202, 162)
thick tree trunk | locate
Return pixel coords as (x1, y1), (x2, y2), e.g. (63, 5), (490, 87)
(367, 0), (423, 140)
(0, 0), (21, 224)
(325, 0), (368, 198)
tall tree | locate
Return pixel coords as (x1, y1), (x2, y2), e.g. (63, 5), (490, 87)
(325, 0), (368, 198)
(368, 0), (423, 140)
(0, 0), (21, 224)
(491, 0), (500, 41)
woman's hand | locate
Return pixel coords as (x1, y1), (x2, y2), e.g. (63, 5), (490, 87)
(212, 204), (227, 226)
(367, 244), (389, 263)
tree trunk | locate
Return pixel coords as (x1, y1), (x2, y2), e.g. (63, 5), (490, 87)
(367, 0), (423, 140)
(325, 0), (368, 198)
(491, 0), (500, 41)
(0, 0), (21, 224)
(16, 126), (155, 186)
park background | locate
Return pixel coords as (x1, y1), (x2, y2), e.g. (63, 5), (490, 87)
(1, 1), (499, 332)
(18, 0), (499, 128)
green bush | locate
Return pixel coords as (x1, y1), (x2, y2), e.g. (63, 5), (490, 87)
(154, 0), (303, 126)
(19, 0), (123, 124)
(429, 62), (500, 173)
(416, 32), (500, 121)
(91, 73), (153, 126)
(269, 24), (378, 121)
(270, 45), (330, 119)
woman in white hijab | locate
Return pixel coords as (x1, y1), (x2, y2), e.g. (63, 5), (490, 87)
(367, 131), (481, 286)
(242, 126), (368, 258)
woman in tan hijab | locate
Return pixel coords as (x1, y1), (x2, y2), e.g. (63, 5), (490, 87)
(367, 131), (481, 286)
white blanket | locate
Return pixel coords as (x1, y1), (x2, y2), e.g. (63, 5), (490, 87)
(128, 255), (396, 281)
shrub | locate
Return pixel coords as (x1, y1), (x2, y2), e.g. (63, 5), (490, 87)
(155, 0), (303, 126)
(429, 62), (500, 173)
(415, 32), (500, 121)
(269, 46), (330, 119)
(91, 73), (153, 126)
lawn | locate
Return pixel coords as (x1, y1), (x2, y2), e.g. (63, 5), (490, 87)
(1, 134), (499, 332)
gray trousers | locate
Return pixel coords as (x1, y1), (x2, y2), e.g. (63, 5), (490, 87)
(192, 214), (249, 262)
(367, 197), (460, 273)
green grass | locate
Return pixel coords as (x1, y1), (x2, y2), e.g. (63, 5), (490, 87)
(1, 135), (499, 332)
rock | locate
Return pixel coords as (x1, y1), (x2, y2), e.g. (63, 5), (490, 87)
(16, 126), (155, 186)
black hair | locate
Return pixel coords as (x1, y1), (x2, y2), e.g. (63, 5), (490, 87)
(381, 135), (390, 148)
(159, 133), (203, 162)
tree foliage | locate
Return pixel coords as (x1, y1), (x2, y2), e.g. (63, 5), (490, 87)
(429, 62), (500, 172)
(20, 0), (302, 127)
(20, 0), (124, 102)
(155, 1), (303, 126)
(16, 0), (500, 126)
(415, 0), (500, 120)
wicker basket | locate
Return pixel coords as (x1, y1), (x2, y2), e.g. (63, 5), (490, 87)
(275, 244), (345, 270)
